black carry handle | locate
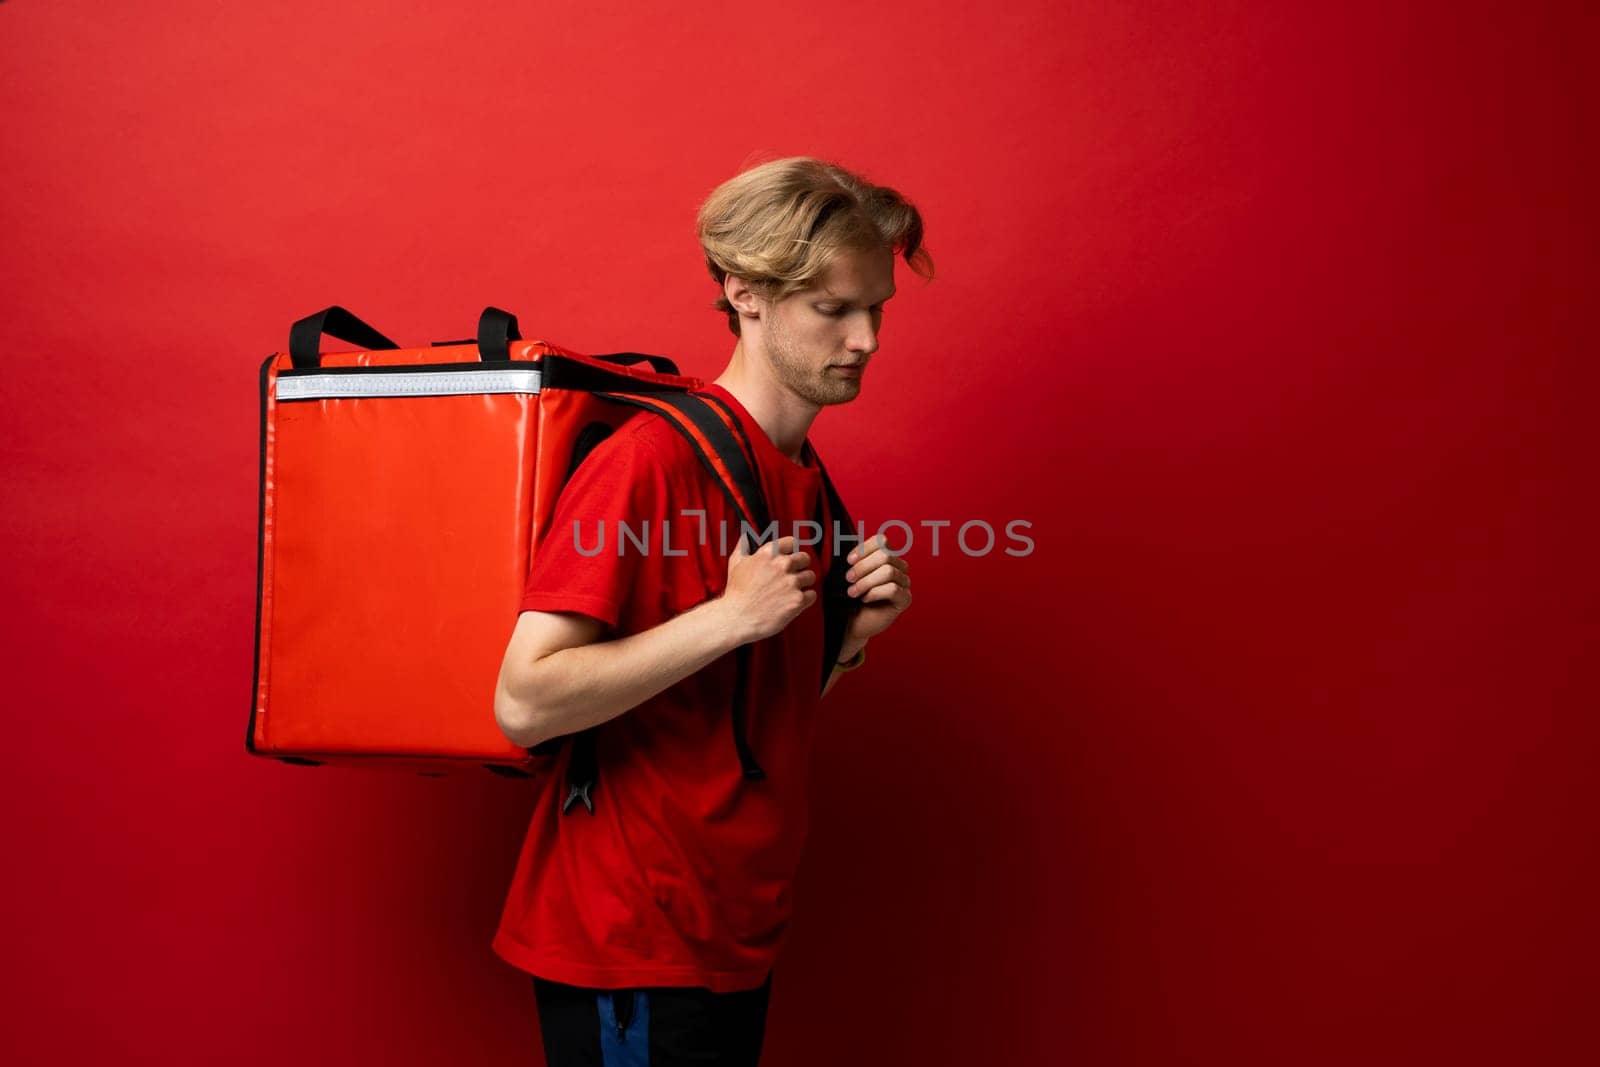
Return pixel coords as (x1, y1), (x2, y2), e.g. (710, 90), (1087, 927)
(478, 307), (681, 377)
(592, 352), (681, 376)
(477, 306), (521, 362)
(289, 306), (400, 370)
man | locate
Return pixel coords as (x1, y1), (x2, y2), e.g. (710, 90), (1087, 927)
(492, 156), (932, 1065)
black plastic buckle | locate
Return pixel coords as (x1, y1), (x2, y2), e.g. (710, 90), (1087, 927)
(562, 780), (595, 815)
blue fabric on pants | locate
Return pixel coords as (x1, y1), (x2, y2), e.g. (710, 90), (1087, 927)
(598, 990), (650, 1066)
(532, 972), (773, 1066)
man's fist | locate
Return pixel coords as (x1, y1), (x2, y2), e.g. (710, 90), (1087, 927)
(720, 534), (817, 644)
(841, 533), (912, 647)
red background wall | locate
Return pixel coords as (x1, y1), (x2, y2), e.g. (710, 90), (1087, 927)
(2, 1), (1592, 1063)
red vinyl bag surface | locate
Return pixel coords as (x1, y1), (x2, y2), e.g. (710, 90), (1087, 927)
(247, 307), (700, 775)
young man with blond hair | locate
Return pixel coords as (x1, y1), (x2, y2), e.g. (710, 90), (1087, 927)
(492, 156), (932, 1065)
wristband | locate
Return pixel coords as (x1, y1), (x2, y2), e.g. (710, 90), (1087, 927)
(834, 646), (867, 672)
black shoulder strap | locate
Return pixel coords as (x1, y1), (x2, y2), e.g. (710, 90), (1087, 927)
(594, 391), (774, 543)
(809, 446), (864, 694)
(560, 390), (776, 816)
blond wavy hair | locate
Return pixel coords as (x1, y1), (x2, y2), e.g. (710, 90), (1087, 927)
(696, 156), (935, 337)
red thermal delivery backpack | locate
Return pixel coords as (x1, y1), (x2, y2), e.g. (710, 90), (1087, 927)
(247, 306), (860, 790)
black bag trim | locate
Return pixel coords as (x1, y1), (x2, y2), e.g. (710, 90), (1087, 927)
(277, 360), (525, 377)
(246, 353), (273, 757)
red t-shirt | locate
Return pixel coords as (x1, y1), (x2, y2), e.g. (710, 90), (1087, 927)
(492, 383), (832, 993)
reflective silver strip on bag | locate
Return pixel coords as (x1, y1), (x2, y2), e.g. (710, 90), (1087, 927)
(276, 368), (543, 401)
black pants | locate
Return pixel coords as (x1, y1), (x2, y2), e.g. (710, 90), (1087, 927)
(532, 973), (773, 1066)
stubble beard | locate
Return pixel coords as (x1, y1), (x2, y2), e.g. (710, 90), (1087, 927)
(759, 310), (861, 408)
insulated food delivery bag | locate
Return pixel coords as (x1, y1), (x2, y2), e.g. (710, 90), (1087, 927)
(246, 306), (698, 776)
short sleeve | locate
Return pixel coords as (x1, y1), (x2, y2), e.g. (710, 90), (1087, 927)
(520, 428), (673, 631)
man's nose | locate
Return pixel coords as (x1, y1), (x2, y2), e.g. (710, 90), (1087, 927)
(846, 321), (880, 356)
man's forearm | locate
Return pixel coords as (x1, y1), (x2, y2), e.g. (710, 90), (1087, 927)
(502, 599), (747, 748)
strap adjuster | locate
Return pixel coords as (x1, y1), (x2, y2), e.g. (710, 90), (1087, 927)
(562, 780), (594, 815)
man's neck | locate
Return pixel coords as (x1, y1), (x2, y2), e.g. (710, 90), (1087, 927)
(712, 343), (819, 464)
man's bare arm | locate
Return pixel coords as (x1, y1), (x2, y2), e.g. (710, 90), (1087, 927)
(494, 535), (817, 748)
(494, 601), (745, 748)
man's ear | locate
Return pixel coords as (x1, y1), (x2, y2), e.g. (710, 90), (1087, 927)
(724, 274), (763, 319)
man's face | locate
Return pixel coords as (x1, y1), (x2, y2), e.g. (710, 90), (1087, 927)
(755, 244), (897, 407)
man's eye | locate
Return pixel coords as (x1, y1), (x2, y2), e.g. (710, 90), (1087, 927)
(818, 305), (846, 316)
